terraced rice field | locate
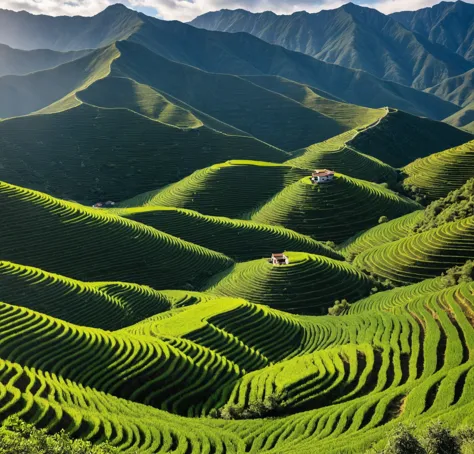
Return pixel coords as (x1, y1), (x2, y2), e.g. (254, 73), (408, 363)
(115, 206), (341, 261)
(251, 174), (421, 243)
(403, 140), (474, 200)
(340, 210), (424, 256)
(354, 215), (474, 284)
(204, 252), (372, 313)
(0, 180), (233, 288)
(119, 161), (310, 218)
(286, 128), (398, 185)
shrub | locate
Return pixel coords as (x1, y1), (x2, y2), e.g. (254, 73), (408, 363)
(423, 421), (461, 454)
(379, 216), (389, 224)
(328, 299), (350, 316)
(380, 423), (426, 454)
(0, 416), (118, 454)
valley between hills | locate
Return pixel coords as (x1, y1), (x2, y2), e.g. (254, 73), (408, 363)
(0, 2), (474, 453)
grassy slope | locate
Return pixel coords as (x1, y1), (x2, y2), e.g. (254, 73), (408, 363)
(115, 206), (342, 261)
(444, 102), (474, 133)
(286, 114), (399, 184)
(119, 160), (310, 218)
(0, 45), (119, 118)
(0, 261), (175, 329)
(0, 44), (91, 77)
(426, 68), (474, 107)
(0, 104), (287, 202)
(348, 109), (473, 168)
(239, 75), (385, 130)
(403, 140), (474, 200)
(250, 173), (421, 243)
(204, 251), (372, 313)
(110, 40), (347, 150)
(0, 180), (232, 289)
(354, 215), (474, 284)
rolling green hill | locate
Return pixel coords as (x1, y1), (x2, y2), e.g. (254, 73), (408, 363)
(119, 161), (310, 218)
(347, 108), (473, 168)
(0, 43), (91, 77)
(0, 261), (176, 329)
(0, 45), (119, 118)
(403, 140), (474, 200)
(191, 4), (474, 89)
(115, 206), (342, 261)
(250, 173), (421, 243)
(0, 180), (233, 289)
(204, 251), (372, 313)
(354, 215), (474, 284)
(0, 104), (286, 202)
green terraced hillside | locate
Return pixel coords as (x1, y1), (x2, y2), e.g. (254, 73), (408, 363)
(403, 140), (474, 201)
(251, 173), (421, 243)
(119, 161), (310, 218)
(0, 105), (286, 202)
(115, 206), (342, 261)
(0, 261), (194, 329)
(348, 109), (473, 167)
(354, 215), (474, 284)
(204, 251), (372, 314)
(286, 121), (399, 185)
(241, 75), (386, 129)
(341, 210), (425, 256)
(0, 180), (232, 289)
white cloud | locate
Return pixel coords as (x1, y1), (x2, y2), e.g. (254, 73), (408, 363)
(1, 0), (473, 21)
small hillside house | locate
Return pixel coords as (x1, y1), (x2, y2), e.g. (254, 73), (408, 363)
(271, 253), (289, 265)
(311, 169), (335, 184)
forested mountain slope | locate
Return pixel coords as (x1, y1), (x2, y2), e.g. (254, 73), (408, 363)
(190, 3), (474, 89)
(391, 0), (474, 61)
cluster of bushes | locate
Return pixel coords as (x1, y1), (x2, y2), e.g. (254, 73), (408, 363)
(328, 299), (350, 316)
(373, 421), (474, 454)
(0, 416), (118, 454)
(212, 395), (284, 420)
(440, 260), (474, 287)
(412, 178), (474, 234)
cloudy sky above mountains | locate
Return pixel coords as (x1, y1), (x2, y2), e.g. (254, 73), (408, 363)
(2, 0), (473, 22)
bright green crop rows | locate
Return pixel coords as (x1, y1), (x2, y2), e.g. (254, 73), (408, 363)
(119, 161), (310, 218)
(251, 174), (421, 243)
(354, 215), (474, 284)
(115, 206), (341, 261)
(204, 252), (372, 314)
(403, 140), (474, 200)
(340, 210), (424, 256)
(0, 181), (232, 289)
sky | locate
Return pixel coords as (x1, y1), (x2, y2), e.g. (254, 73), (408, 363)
(1, 0), (473, 22)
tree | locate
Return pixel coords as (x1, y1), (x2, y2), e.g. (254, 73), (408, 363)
(378, 216), (389, 224)
(328, 299), (350, 316)
(424, 421), (461, 454)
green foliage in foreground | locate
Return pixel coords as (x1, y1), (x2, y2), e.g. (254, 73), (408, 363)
(0, 416), (118, 454)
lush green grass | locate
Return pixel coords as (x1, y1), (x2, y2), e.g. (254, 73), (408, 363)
(119, 160), (310, 218)
(286, 119), (399, 185)
(114, 206), (342, 261)
(340, 210), (425, 256)
(349, 109), (473, 168)
(251, 173), (421, 243)
(204, 251), (373, 314)
(0, 180), (232, 289)
(403, 140), (474, 201)
(354, 215), (474, 284)
(0, 105), (287, 203)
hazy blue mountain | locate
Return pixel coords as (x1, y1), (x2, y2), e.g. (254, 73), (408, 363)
(426, 68), (474, 106)
(391, 1), (474, 62)
(0, 4), (141, 51)
(0, 44), (90, 77)
(0, 4), (461, 120)
(190, 3), (474, 89)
